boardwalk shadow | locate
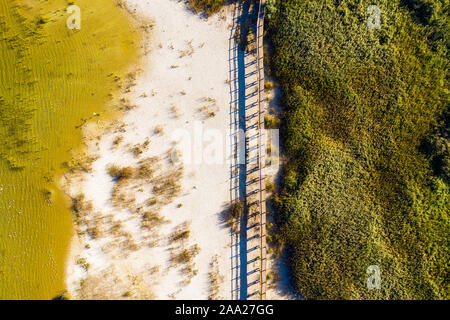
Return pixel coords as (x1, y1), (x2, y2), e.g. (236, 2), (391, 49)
(228, 0), (260, 300)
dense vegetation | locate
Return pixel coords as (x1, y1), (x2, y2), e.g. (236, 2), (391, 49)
(266, 0), (449, 299)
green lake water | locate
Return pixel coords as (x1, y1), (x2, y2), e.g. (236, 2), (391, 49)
(0, 0), (140, 299)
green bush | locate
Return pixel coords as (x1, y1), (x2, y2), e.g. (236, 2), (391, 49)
(187, 0), (226, 16)
(264, 115), (281, 129)
(264, 80), (274, 92)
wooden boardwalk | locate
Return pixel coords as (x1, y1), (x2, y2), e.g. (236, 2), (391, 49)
(245, 0), (267, 300)
(229, 0), (267, 300)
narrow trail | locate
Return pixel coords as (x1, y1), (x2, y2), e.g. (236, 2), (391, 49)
(229, 0), (267, 300)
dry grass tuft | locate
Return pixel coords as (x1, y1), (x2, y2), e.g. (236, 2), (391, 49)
(130, 138), (150, 157)
(112, 136), (124, 148)
(208, 255), (224, 300)
(137, 156), (159, 180)
(152, 165), (184, 204)
(141, 210), (167, 231)
(171, 244), (200, 285)
(154, 125), (164, 135)
(170, 222), (191, 244)
(107, 165), (135, 180)
(170, 105), (181, 118)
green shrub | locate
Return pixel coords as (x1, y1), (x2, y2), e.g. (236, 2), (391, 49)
(264, 115), (280, 129)
(187, 0), (225, 16)
(264, 80), (274, 92)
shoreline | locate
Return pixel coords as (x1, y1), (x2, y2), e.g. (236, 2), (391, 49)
(60, 0), (152, 299)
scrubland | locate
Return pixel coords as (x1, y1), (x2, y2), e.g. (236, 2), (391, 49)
(266, 0), (448, 299)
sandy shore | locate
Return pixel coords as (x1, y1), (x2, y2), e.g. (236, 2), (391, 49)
(63, 0), (295, 300)
(65, 0), (234, 299)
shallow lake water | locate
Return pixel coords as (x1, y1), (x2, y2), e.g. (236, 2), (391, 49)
(0, 0), (140, 299)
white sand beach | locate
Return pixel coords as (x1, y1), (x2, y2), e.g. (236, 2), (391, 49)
(65, 0), (234, 299)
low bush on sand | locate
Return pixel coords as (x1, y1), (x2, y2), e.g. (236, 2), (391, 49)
(187, 0), (226, 16)
(107, 165), (135, 180)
